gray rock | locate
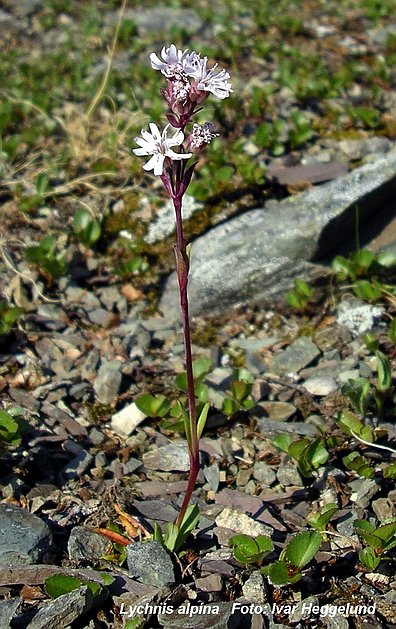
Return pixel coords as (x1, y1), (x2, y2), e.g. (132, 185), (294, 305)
(337, 369), (360, 384)
(80, 349), (100, 380)
(204, 463), (221, 492)
(68, 526), (110, 564)
(93, 358), (122, 404)
(215, 507), (272, 537)
(290, 596), (320, 622)
(323, 615), (350, 629)
(127, 541), (175, 586)
(62, 449), (93, 480)
(242, 571), (268, 603)
(195, 573), (223, 592)
(122, 8), (202, 35)
(253, 462), (276, 486)
(0, 504), (53, 565)
(111, 402), (147, 437)
(27, 586), (93, 629)
(349, 478), (379, 509)
(160, 150), (396, 316)
(87, 307), (115, 327)
(133, 500), (179, 523)
(372, 498), (396, 522)
(336, 511), (358, 538)
(270, 336), (320, 376)
(336, 299), (384, 336)
(145, 195), (203, 244)
(0, 599), (21, 626)
(8, 0), (42, 17)
(0, 9), (13, 22)
(158, 602), (238, 629)
(276, 455), (304, 487)
(97, 286), (123, 309)
(258, 401), (296, 421)
(143, 442), (190, 472)
(303, 375), (338, 396)
(255, 418), (317, 437)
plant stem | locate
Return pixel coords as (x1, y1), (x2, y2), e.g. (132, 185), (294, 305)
(173, 194), (199, 529)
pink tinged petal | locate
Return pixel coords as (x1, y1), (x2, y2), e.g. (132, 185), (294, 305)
(149, 52), (164, 70)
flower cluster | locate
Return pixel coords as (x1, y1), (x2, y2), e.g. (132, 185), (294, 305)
(149, 44), (232, 101)
(133, 44), (232, 179)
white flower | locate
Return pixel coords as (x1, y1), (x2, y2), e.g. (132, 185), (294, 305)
(189, 122), (219, 149)
(133, 123), (192, 176)
(149, 44), (198, 78)
(190, 56), (233, 99)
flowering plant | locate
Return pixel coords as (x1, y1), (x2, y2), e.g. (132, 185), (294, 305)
(133, 44), (232, 532)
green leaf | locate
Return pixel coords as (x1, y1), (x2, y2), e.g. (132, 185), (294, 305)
(231, 380), (252, 403)
(192, 357), (213, 380)
(307, 503), (338, 531)
(389, 318), (396, 344)
(287, 291), (306, 310)
(371, 521), (396, 550)
(285, 531), (322, 568)
(45, 575), (83, 598)
(288, 438), (311, 461)
(229, 533), (272, 564)
(272, 434), (293, 453)
(359, 547), (380, 571)
(294, 278), (313, 297)
(343, 452), (374, 478)
(153, 523), (164, 545)
(266, 561), (295, 586)
(376, 351), (392, 392)
(97, 572), (114, 586)
(125, 617), (145, 629)
(35, 172), (49, 195)
(343, 378), (372, 416)
(72, 209), (101, 248)
(179, 503), (200, 539)
(353, 280), (382, 302)
(0, 301), (24, 336)
(230, 534), (260, 563)
(377, 251), (396, 268)
(363, 333), (379, 353)
(215, 166), (234, 184)
(175, 358), (212, 394)
(134, 393), (171, 417)
(163, 523), (180, 553)
(354, 519), (375, 533)
(332, 255), (353, 279)
(163, 504), (200, 553)
(233, 368), (255, 384)
(221, 397), (238, 416)
(352, 249), (375, 271)
(255, 535), (274, 554)
(336, 410), (374, 442)
(384, 464), (396, 479)
(197, 402), (210, 439)
(303, 438), (329, 470)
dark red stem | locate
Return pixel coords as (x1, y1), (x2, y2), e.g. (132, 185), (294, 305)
(172, 193), (199, 529)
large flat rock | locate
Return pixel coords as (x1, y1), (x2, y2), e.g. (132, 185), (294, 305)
(160, 150), (396, 317)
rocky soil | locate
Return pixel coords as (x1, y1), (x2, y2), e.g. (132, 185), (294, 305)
(0, 1), (395, 628)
